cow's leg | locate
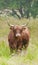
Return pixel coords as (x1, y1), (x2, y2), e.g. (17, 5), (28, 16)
(17, 42), (23, 51)
(9, 41), (16, 53)
(8, 41), (13, 53)
(23, 40), (29, 49)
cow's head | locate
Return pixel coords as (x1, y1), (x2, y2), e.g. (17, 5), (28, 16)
(10, 25), (22, 37)
(10, 25), (26, 38)
(7, 21), (29, 38)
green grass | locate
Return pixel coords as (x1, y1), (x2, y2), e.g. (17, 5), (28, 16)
(0, 41), (10, 58)
(0, 16), (38, 65)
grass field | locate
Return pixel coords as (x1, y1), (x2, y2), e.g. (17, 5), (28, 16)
(0, 16), (38, 65)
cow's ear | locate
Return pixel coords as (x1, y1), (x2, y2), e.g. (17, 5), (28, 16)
(10, 26), (14, 30)
(22, 26), (26, 30)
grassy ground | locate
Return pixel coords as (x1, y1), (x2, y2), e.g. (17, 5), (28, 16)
(0, 16), (38, 65)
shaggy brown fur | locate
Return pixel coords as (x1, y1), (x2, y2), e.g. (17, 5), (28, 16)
(8, 25), (30, 52)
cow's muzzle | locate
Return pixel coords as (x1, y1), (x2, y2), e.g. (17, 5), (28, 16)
(16, 33), (21, 37)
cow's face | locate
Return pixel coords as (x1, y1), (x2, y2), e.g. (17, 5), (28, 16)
(10, 25), (26, 38)
(14, 25), (22, 38)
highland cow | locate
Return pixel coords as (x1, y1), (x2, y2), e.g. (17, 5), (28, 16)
(8, 25), (30, 52)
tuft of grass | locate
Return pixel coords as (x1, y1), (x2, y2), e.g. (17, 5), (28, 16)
(0, 40), (10, 58)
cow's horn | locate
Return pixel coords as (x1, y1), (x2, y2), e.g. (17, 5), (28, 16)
(25, 22), (29, 26)
(22, 24), (26, 27)
(7, 21), (11, 26)
(7, 21), (14, 27)
(10, 25), (14, 26)
(22, 22), (29, 27)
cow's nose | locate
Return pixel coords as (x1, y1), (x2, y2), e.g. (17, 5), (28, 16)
(16, 33), (21, 37)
